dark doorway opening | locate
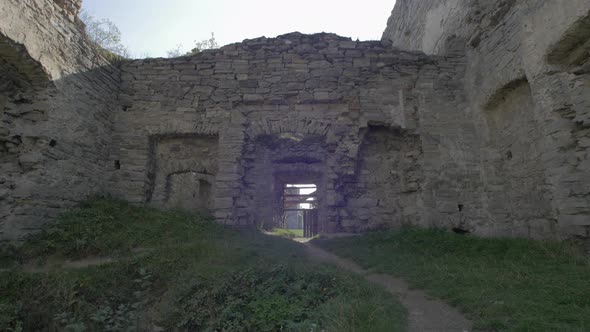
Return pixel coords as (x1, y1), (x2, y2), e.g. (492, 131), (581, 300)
(198, 179), (212, 212)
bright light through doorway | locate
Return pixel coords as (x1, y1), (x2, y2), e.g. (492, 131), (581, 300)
(285, 184), (317, 210)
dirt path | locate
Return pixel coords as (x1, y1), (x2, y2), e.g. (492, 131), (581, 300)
(304, 243), (473, 332)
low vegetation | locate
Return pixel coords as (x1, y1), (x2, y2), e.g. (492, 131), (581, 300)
(270, 228), (305, 239)
(0, 199), (406, 331)
(313, 228), (590, 332)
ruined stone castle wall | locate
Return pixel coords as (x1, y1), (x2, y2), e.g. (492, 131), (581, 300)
(348, 126), (423, 231)
(383, 0), (590, 238)
(0, 0), (120, 240)
(2, 0), (587, 240)
(110, 33), (468, 232)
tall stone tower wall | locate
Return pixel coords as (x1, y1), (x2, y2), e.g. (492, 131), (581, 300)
(383, 0), (590, 238)
(0, 0), (121, 240)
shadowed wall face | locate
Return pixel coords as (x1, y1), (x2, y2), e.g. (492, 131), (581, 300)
(483, 81), (553, 236)
(0, 0), (120, 240)
(344, 126), (422, 232)
(383, 0), (590, 238)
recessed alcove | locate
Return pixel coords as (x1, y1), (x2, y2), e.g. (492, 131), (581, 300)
(483, 80), (553, 234)
(146, 134), (219, 212)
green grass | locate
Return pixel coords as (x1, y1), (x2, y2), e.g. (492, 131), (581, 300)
(15, 199), (215, 260)
(271, 228), (305, 238)
(0, 199), (406, 331)
(313, 227), (590, 332)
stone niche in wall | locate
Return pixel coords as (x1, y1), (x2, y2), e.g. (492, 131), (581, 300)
(546, 13), (590, 69)
(147, 135), (218, 213)
(341, 125), (423, 232)
(164, 172), (215, 212)
(482, 80), (554, 236)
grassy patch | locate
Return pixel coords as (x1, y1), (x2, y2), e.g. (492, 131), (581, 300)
(271, 228), (305, 238)
(313, 227), (590, 331)
(1, 199), (406, 331)
(16, 199), (216, 260)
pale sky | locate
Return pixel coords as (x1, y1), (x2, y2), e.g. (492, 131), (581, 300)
(82, 0), (397, 58)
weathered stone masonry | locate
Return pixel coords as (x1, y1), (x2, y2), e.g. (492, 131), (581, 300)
(0, 0), (120, 240)
(110, 33), (455, 233)
(384, 0), (590, 238)
(1, 0), (589, 241)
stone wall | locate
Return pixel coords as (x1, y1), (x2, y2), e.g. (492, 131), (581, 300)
(54, 0), (83, 18)
(342, 126), (423, 231)
(110, 32), (464, 232)
(383, 0), (590, 238)
(0, 0), (120, 240)
(482, 81), (553, 235)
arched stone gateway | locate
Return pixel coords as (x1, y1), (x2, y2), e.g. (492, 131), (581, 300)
(241, 132), (329, 231)
(1, 0), (589, 241)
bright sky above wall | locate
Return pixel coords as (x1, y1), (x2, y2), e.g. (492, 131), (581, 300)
(82, 0), (397, 58)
